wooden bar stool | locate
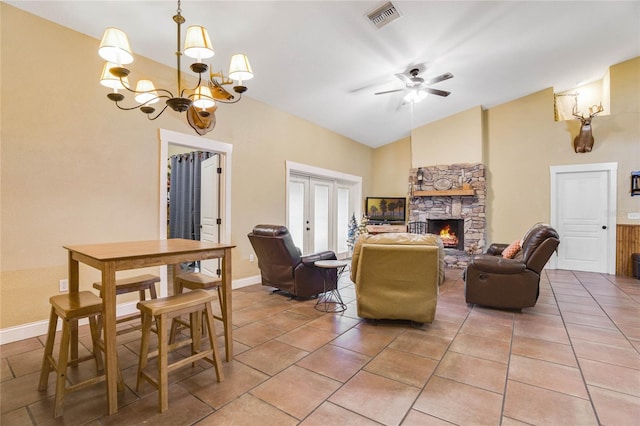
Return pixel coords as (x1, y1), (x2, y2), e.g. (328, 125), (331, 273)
(136, 289), (223, 413)
(93, 274), (160, 335)
(169, 272), (226, 344)
(38, 291), (123, 418)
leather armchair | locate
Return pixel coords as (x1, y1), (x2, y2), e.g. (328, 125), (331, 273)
(350, 233), (444, 323)
(247, 225), (337, 298)
(464, 223), (560, 309)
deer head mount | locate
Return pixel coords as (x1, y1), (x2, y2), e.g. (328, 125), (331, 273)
(572, 103), (604, 153)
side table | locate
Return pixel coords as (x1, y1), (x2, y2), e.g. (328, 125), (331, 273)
(314, 260), (348, 312)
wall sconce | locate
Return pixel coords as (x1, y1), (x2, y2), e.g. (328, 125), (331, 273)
(416, 167), (425, 190)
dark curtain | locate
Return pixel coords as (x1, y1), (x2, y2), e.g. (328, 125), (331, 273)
(168, 151), (215, 240)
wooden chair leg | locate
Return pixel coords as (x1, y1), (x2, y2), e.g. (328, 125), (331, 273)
(53, 317), (72, 418)
(203, 303), (223, 382)
(88, 315), (104, 372)
(38, 308), (58, 391)
(136, 312), (153, 392)
(157, 314), (169, 413)
(149, 284), (158, 299)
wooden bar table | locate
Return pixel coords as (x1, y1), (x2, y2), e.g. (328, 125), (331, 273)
(63, 239), (235, 415)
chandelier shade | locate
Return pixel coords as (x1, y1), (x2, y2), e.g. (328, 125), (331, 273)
(100, 61), (130, 89)
(98, 0), (253, 135)
(98, 28), (133, 65)
(228, 54), (254, 82)
(192, 86), (215, 109)
(184, 26), (215, 61)
(134, 80), (160, 105)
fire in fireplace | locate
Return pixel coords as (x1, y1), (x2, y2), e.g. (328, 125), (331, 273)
(428, 219), (464, 250)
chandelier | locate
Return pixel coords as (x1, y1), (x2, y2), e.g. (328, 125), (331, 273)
(98, 0), (253, 135)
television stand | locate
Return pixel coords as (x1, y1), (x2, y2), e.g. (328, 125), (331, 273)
(366, 224), (407, 234)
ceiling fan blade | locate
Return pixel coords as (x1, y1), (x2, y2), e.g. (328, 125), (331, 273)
(374, 89), (404, 95)
(425, 87), (451, 97)
(426, 72), (453, 85)
(394, 73), (412, 84)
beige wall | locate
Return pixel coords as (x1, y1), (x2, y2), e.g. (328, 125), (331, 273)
(370, 136), (411, 198)
(411, 106), (484, 167)
(0, 5), (372, 329)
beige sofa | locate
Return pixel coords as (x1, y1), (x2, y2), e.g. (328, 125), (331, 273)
(350, 232), (445, 323)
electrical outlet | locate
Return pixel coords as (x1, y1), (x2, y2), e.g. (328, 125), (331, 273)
(628, 212), (640, 219)
(249, 253), (255, 262)
(59, 279), (68, 292)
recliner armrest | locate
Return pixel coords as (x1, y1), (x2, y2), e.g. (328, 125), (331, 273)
(468, 255), (526, 274)
(486, 243), (509, 256)
(300, 251), (337, 266)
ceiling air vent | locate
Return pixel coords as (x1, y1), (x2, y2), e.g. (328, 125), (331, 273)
(366, 2), (401, 29)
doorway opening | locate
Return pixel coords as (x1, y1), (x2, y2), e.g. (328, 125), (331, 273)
(158, 129), (233, 296)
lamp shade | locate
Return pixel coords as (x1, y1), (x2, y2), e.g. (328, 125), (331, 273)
(134, 80), (159, 104)
(228, 54), (253, 82)
(404, 90), (428, 104)
(100, 62), (130, 90)
(184, 26), (215, 61)
(98, 28), (134, 65)
(192, 86), (215, 109)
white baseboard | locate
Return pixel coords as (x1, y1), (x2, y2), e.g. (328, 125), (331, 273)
(0, 276), (262, 345)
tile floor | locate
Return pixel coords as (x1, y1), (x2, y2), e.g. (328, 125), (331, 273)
(1, 268), (639, 425)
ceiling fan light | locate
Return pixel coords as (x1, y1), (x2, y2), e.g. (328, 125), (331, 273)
(134, 79), (159, 104)
(404, 90), (428, 104)
(184, 26), (215, 61)
(228, 54), (253, 82)
(100, 61), (130, 89)
(98, 28), (133, 65)
(192, 85), (216, 109)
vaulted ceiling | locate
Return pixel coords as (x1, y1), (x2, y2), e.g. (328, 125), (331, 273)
(7, 1), (640, 147)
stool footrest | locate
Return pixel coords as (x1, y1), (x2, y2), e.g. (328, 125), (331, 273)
(93, 274), (160, 294)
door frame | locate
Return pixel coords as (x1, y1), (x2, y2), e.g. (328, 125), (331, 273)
(158, 129), (233, 296)
(550, 162), (617, 274)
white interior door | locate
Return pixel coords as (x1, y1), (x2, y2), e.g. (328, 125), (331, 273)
(553, 166), (614, 273)
(200, 154), (220, 277)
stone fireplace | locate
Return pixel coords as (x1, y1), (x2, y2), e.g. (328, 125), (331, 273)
(409, 163), (486, 268)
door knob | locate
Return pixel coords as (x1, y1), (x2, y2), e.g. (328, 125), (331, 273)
(602, 225), (607, 229)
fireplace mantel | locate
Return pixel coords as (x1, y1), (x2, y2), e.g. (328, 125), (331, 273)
(413, 189), (474, 197)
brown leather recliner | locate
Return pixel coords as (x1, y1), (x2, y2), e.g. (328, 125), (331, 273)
(464, 224), (560, 309)
(247, 225), (337, 298)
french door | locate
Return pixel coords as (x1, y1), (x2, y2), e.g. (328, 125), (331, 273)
(288, 174), (355, 258)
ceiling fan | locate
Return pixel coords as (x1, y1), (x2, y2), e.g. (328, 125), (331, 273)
(375, 68), (453, 104)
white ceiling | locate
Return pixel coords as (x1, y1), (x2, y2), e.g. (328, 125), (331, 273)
(7, 1), (640, 147)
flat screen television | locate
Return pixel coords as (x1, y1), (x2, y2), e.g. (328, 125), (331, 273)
(365, 197), (406, 224)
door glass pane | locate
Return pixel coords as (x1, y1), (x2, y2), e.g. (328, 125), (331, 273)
(337, 187), (350, 254)
(288, 181), (305, 249)
(314, 184), (329, 252)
